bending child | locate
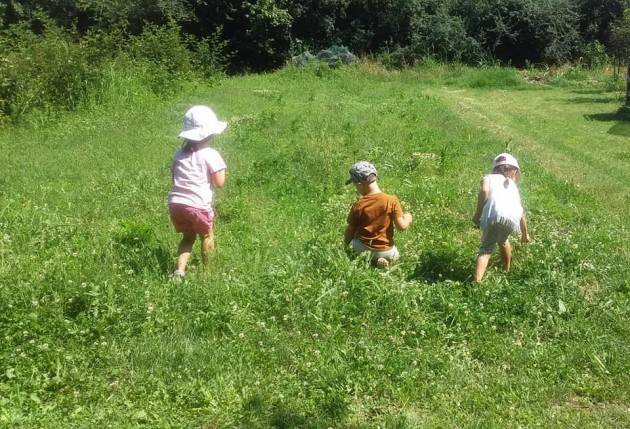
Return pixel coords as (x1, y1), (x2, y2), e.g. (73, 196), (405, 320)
(168, 105), (228, 280)
(471, 153), (530, 282)
(344, 161), (412, 268)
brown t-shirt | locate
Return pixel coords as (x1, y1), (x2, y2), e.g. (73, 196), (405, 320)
(347, 192), (403, 250)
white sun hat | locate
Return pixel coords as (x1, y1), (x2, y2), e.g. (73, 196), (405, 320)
(492, 153), (520, 170)
(178, 105), (227, 141)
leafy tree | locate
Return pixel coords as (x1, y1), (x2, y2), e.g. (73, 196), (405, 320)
(1, 0), (629, 72)
(454, 0), (580, 66)
(609, 9), (630, 104)
(409, 8), (483, 62)
(0, 0), (191, 33)
(578, 0), (626, 43)
(185, 0), (292, 71)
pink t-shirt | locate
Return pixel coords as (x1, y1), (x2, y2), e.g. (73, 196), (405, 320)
(168, 146), (227, 210)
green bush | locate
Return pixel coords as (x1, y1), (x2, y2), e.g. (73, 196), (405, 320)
(128, 23), (192, 76)
(409, 11), (483, 63)
(190, 29), (230, 79)
(0, 18), (227, 124)
(580, 41), (609, 68)
(0, 22), (97, 121)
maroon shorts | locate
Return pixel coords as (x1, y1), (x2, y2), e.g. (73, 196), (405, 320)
(169, 204), (214, 235)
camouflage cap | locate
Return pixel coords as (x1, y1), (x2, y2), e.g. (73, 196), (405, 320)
(345, 161), (378, 184)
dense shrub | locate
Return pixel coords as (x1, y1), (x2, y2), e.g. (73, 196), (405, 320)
(580, 41), (610, 68)
(2, 0), (628, 72)
(0, 22), (97, 121)
(409, 11), (483, 63)
(0, 18), (227, 123)
(128, 23), (193, 76)
(455, 0), (582, 66)
(610, 9), (630, 62)
(187, 0), (292, 72)
(0, 0), (192, 33)
(578, 0), (627, 43)
(293, 46), (357, 67)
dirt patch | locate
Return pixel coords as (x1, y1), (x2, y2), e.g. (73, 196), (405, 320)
(525, 75), (547, 85)
(577, 278), (600, 303)
(554, 394), (630, 416)
(562, 394), (595, 410)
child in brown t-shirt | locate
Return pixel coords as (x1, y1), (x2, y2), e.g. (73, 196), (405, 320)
(344, 161), (413, 267)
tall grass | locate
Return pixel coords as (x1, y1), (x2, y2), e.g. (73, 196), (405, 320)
(0, 64), (628, 427)
(0, 19), (226, 125)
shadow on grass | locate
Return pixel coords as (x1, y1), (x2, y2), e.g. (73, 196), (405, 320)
(566, 96), (621, 104)
(240, 395), (341, 428)
(407, 249), (471, 283)
(570, 88), (618, 95)
(584, 106), (630, 137)
(112, 222), (172, 275)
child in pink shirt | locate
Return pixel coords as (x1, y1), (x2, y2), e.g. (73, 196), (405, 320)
(168, 105), (227, 280)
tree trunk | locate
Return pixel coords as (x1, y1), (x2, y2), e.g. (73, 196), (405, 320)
(626, 63), (630, 106)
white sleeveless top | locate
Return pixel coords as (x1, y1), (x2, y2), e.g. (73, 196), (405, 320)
(481, 174), (523, 232)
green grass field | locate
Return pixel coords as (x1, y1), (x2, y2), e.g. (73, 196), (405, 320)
(1, 64), (628, 427)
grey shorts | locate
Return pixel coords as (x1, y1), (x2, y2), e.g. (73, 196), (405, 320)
(479, 223), (514, 255)
(351, 239), (400, 261)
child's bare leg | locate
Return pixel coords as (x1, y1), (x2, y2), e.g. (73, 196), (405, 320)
(176, 233), (196, 273)
(499, 241), (512, 271)
(473, 254), (492, 283)
(200, 230), (215, 266)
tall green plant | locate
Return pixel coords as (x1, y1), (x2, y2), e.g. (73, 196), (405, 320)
(0, 17), (227, 123)
(609, 9), (630, 104)
(0, 0), (192, 33)
(0, 19), (96, 120)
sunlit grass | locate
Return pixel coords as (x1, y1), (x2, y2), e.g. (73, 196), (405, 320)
(0, 64), (628, 427)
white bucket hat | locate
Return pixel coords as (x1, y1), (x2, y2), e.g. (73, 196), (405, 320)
(492, 153), (520, 171)
(178, 105), (227, 142)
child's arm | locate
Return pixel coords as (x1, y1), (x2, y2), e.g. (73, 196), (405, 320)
(344, 224), (356, 245)
(472, 177), (489, 227)
(392, 198), (412, 230)
(394, 212), (413, 230)
(345, 205), (358, 245)
(210, 170), (226, 189)
(520, 213), (530, 243)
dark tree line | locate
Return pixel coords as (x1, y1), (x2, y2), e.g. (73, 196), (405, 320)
(0, 0), (628, 72)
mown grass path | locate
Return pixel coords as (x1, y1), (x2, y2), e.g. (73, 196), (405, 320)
(430, 86), (630, 210)
(0, 66), (628, 427)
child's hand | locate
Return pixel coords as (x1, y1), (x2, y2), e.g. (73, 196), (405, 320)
(472, 216), (480, 228)
(520, 233), (530, 244)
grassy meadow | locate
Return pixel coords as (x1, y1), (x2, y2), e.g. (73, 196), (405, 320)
(0, 63), (629, 427)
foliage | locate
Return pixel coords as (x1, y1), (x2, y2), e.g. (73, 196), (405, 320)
(580, 41), (610, 68)
(292, 45), (357, 67)
(128, 23), (192, 75)
(0, 19), (97, 121)
(578, 0), (627, 42)
(189, 0), (293, 72)
(1, 0), (629, 71)
(609, 9), (630, 62)
(0, 0), (192, 33)
(190, 29), (230, 79)
(0, 16), (227, 122)
(409, 10), (483, 63)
